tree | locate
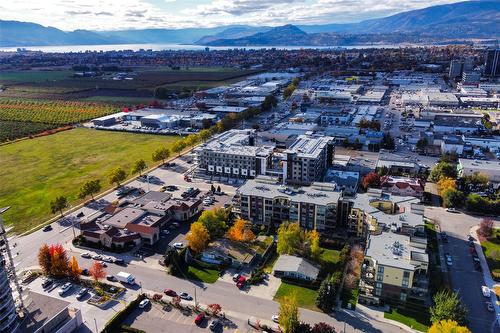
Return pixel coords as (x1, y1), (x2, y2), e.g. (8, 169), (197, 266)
(430, 290), (468, 326)
(428, 320), (471, 333)
(38, 244), (52, 276)
(416, 138), (428, 152)
(437, 177), (456, 195)
(207, 303), (222, 316)
(198, 208), (228, 239)
(49, 244), (69, 277)
(479, 218), (494, 238)
(78, 179), (101, 201)
(316, 275), (336, 312)
(381, 132), (395, 150)
(152, 147), (170, 164)
(430, 162), (457, 182)
(308, 230), (321, 261)
(108, 167), (127, 187)
(131, 159), (147, 175)
(295, 322), (312, 333)
(89, 261), (106, 284)
(465, 193), (489, 212)
(171, 140), (186, 156)
(442, 188), (465, 208)
(186, 222), (210, 253)
(227, 218), (247, 241)
(68, 256), (81, 280)
(311, 322), (337, 333)
(242, 228), (256, 242)
(277, 222), (303, 255)
(50, 196), (68, 217)
(278, 293), (299, 333)
(362, 172), (380, 189)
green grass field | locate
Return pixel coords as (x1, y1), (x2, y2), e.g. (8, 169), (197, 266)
(274, 282), (319, 311)
(185, 265), (220, 283)
(481, 228), (500, 277)
(384, 308), (430, 332)
(0, 128), (182, 233)
(0, 70), (73, 83)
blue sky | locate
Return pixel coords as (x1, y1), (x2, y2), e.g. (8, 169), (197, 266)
(1, 0), (463, 31)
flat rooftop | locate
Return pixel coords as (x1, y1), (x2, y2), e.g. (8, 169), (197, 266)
(20, 291), (72, 333)
(283, 134), (333, 159)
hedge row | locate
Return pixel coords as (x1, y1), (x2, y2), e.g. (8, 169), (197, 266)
(102, 294), (145, 333)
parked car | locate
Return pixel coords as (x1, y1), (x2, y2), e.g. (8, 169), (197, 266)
(445, 208), (459, 213)
(232, 274), (240, 282)
(139, 299), (150, 309)
(42, 225), (53, 232)
(102, 256), (114, 263)
(473, 254), (480, 263)
(468, 240), (475, 247)
(81, 268), (89, 276)
(209, 320), (221, 331)
(173, 242), (184, 249)
(92, 254), (102, 260)
(179, 292), (192, 300)
(194, 313), (205, 325)
(58, 282), (72, 296)
(76, 288), (88, 301)
(114, 258), (125, 265)
(81, 252), (91, 259)
(446, 257), (453, 266)
(272, 315), (279, 323)
(41, 278), (53, 289)
(161, 230), (170, 235)
(482, 286), (491, 297)
(106, 275), (117, 282)
(164, 289), (177, 297)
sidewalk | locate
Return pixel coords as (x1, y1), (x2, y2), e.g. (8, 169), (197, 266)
(471, 226), (500, 328)
(356, 304), (423, 333)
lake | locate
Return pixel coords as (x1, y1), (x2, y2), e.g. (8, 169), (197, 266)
(0, 43), (414, 53)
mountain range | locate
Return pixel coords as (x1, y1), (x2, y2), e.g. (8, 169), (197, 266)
(0, 1), (498, 47)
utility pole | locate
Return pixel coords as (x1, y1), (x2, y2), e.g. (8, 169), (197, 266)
(194, 287), (198, 308)
(94, 317), (98, 333)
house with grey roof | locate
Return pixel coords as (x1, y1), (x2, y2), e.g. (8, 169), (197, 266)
(273, 255), (320, 282)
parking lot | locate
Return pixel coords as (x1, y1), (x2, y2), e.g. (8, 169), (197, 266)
(123, 300), (256, 333)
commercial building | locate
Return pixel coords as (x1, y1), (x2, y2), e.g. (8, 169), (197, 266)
(236, 177), (341, 231)
(449, 59), (473, 80)
(458, 159), (500, 183)
(462, 71), (481, 84)
(440, 135), (465, 155)
(380, 176), (425, 198)
(377, 152), (420, 176)
(433, 115), (484, 134)
(485, 48), (500, 77)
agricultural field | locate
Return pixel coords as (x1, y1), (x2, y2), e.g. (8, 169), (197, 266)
(0, 67), (260, 100)
(0, 121), (57, 143)
(0, 99), (118, 124)
(0, 128), (182, 233)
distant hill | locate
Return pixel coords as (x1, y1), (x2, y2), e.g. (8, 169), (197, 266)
(0, 1), (498, 47)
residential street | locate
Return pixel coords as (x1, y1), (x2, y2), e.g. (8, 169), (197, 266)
(425, 207), (500, 333)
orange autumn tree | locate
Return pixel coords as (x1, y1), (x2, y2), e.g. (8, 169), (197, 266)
(89, 261), (106, 284)
(38, 244), (52, 276)
(68, 256), (81, 281)
(49, 244), (69, 277)
(227, 218), (255, 242)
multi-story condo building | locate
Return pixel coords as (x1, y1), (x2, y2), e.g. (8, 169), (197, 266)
(236, 177), (341, 231)
(485, 48), (500, 77)
(343, 190), (429, 306)
(195, 129), (274, 179)
(0, 211), (21, 333)
(282, 134), (335, 185)
(195, 129), (335, 185)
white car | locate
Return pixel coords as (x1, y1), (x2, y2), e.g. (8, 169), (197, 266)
(58, 282), (72, 296)
(446, 257), (453, 266)
(92, 254), (102, 260)
(80, 252), (91, 259)
(482, 286), (491, 297)
(102, 256), (114, 263)
(173, 242), (184, 249)
(139, 299), (150, 309)
(272, 315), (279, 323)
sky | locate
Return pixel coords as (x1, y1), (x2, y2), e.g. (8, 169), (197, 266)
(1, 0), (464, 31)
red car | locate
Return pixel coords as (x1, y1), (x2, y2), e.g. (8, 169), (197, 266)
(164, 289), (177, 297)
(236, 276), (246, 289)
(195, 313), (205, 325)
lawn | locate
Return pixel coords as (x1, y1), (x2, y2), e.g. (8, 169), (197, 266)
(0, 70), (73, 84)
(481, 228), (500, 278)
(319, 248), (341, 266)
(185, 265), (220, 284)
(274, 282), (319, 311)
(0, 128), (182, 233)
(384, 307), (431, 332)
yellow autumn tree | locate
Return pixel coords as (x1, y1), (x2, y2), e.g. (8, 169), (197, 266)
(186, 222), (210, 253)
(437, 177), (456, 195)
(428, 320), (471, 333)
(68, 255), (81, 281)
(308, 230), (321, 261)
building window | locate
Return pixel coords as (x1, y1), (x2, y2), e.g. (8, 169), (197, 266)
(402, 271), (410, 287)
(375, 288), (381, 296)
(400, 292), (407, 301)
(377, 266), (384, 273)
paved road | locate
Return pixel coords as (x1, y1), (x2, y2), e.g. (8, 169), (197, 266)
(425, 207), (500, 333)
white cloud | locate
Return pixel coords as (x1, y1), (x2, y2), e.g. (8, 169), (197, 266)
(1, 0), (464, 30)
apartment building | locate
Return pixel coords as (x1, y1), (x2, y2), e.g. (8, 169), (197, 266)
(195, 130), (335, 184)
(236, 177), (341, 231)
(282, 134), (335, 185)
